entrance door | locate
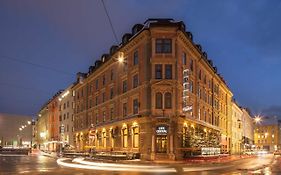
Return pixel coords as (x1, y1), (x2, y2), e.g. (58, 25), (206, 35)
(156, 135), (167, 153)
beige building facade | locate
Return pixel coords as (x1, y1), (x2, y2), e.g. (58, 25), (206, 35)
(254, 124), (279, 152)
(230, 101), (243, 154)
(58, 85), (75, 148)
(241, 108), (254, 151)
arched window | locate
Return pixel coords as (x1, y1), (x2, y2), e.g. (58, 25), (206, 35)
(156, 92), (163, 109)
(132, 126), (139, 148)
(122, 128), (128, 148)
(164, 92), (172, 109)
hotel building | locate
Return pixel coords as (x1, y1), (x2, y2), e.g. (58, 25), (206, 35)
(72, 18), (233, 160)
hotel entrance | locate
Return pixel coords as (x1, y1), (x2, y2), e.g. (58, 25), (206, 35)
(156, 135), (167, 153)
(155, 125), (168, 153)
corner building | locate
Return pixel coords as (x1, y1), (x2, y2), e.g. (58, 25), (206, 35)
(73, 19), (233, 160)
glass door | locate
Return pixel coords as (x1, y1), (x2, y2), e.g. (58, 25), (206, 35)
(156, 135), (167, 153)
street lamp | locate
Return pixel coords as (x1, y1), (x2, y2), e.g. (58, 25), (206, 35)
(254, 116), (262, 124)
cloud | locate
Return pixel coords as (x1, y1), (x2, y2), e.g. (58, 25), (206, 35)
(261, 106), (281, 118)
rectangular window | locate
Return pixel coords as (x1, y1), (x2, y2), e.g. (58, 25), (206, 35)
(123, 103), (127, 118)
(89, 99), (92, 108)
(182, 52), (187, 65)
(95, 113), (98, 124)
(123, 80), (127, 93)
(133, 74), (139, 88)
(190, 59), (194, 72)
(95, 96), (98, 106)
(103, 111), (106, 122)
(110, 108), (114, 120)
(155, 64), (162, 79)
(133, 99), (139, 114)
(110, 69), (114, 81)
(95, 79), (99, 90)
(102, 75), (106, 86)
(189, 81), (193, 93)
(110, 87), (114, 99)
(156, 39), (172, 53)
(102, 92), (105, 102)
(67, 101), (69, 108)
(165, 64), (172, 79)
(133, 50), (138, 65)
(123, 58), (128, 71)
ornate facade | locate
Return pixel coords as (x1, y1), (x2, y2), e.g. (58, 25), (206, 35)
(72, 19), (233, 160)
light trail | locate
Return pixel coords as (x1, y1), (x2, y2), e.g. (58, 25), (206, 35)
(72, 157), (169, 169)
(183, 165), (234, 172)
(57, 158), (176, 173)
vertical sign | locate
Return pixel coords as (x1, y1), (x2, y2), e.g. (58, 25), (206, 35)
(182, 69), (192, 112)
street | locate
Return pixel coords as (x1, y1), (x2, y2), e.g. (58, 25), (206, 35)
(0, 154), (280, 175)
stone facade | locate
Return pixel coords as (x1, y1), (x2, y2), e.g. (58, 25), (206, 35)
(72, 19), (233, 160)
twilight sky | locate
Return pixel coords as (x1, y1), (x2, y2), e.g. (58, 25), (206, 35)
(0, 0), (281, 118)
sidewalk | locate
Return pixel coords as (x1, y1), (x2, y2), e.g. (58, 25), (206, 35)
(182, 154), (255, 165)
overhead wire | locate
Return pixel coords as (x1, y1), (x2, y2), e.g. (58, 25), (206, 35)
(101, 0), (119, 44)
(0, 55), (73, 76)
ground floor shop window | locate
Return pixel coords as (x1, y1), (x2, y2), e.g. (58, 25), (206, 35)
(122, 128), (128, 148)
(102, 131), (106, 148)
(133, 126), (139, 148)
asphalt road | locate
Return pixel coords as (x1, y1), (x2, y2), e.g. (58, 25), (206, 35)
(0, 154), (280, 175)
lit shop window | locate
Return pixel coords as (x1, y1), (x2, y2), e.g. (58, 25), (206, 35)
(102, 131), (106, 148)
(133, 126), (139, 148)
(122, 127), (128, 148)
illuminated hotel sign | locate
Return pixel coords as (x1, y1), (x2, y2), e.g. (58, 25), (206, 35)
(156, 126), (168, 135)
(182, 69), (192, 112)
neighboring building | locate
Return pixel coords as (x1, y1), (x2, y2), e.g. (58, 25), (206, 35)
(230, 101), (243, 154)
(0, 113), (32, 148)
(242, 108), (254, 151)
(35, 105), (49, 150)
(254, 124), (279, 152)
(72, 18), (233, 160)
(35, 91), (62, 151)
(58, 85), (75, 148)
